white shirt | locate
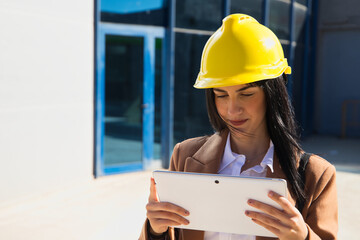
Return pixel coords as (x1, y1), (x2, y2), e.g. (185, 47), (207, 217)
(204, 133), (274, 240)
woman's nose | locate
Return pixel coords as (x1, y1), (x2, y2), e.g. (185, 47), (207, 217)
(228, 99), (243, 115)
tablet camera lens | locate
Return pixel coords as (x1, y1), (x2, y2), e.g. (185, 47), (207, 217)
(215, 180), (219, 184)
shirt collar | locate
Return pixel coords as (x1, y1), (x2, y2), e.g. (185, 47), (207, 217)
(219, 133), (274, 173)
(218, 133), (245, 172)
(259, 140), (274, 173)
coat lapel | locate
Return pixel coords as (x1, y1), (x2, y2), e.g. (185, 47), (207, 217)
(183, 130), (228, 174)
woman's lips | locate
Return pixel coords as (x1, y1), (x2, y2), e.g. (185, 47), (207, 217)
(228, 119), (247, 126)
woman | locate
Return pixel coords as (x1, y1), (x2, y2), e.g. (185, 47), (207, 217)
(140, 14), (338, 240)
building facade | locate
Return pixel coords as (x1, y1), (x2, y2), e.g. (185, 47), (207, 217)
(95, 0), (317, 176)
(0, 0), (359, 204)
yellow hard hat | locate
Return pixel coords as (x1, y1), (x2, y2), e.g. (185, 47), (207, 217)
(194, 14), (291, 89)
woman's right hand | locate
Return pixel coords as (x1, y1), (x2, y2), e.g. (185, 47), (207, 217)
(146, 177), (190, 235)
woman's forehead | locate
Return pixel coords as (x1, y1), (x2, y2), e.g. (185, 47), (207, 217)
(213, 84), (257, 92)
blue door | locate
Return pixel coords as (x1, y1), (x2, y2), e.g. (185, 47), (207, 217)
(96, 24), (164, 176)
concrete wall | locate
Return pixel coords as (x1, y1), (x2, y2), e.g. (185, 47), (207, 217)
(0, 1), (94, 204)
(314, 0), (360, 136)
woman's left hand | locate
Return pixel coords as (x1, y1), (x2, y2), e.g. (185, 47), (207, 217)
(245, 191), (308, 240)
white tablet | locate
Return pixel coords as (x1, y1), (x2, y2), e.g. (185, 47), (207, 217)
(153, 170), (287, 237)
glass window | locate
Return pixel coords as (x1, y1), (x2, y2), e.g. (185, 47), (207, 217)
(176, 0), (223, 31)
(269, 0), (291, 40)
(154, 38), (163, 160)
(292, 44), (305, 121)
(296, 0), (307, 5)
(174, 33), (213, 143)
(104, 35), (144, 167)
(230, 0), (263, 22)
(101, 0), (165, 13)
(294, 3), (307, 42)
(101, 0), (166, 26)
(281, 42), (290, 60)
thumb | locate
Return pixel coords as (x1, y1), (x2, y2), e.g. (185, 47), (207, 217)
(149, 177), (159, 202)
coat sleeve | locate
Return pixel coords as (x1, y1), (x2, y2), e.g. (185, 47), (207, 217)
(138, 219), (177, 240)
(169, 143), (180, 171)
(305, 164), (338, 240)
(138, 144), (181, 240)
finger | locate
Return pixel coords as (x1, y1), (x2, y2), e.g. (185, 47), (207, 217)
(149, 177), (159, 202)
(251, 218), (281, 236)
(247, 199), (289, 223)
(147, 210), (190, 225)
(146, 201), (190, 217)
(268, 191), (299, 215)
(245, 210), (288, 231)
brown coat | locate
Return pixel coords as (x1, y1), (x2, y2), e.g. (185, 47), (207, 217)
(139, 130), (338, 240)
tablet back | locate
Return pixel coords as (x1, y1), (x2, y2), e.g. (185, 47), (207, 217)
(153, 170), (287, 237)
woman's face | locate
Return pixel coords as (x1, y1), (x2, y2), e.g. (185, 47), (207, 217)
(213, 84), (267, 137)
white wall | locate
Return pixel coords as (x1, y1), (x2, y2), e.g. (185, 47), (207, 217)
(0, 0), (94, 204)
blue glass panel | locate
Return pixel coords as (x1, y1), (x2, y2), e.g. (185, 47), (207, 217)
(230, 0), (263, 23)
(174, 33), (213, 143)
(269, 0), (290, 40)
(294, 3), (307, 42)
(154, 38), (163, 160)
(104, 163), (143, 175)
(104, 35), (143, 167)
(296, 0), (307, 5)
(101, 0), (164, 14)
(292, 44), (305, 121)
(176, 0), (223, 31)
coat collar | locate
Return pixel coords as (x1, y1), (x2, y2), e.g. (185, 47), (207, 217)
(183, 129), (285, 179)
(184, 130), (228, 174)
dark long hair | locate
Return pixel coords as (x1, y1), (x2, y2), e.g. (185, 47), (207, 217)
(205, 74), (305, 208)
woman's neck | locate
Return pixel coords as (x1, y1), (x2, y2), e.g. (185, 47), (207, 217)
(229, 130), (270, 167)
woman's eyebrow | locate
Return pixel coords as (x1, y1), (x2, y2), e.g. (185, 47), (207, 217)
(236, 86), (254, 91)
(213, 88), (226, 92)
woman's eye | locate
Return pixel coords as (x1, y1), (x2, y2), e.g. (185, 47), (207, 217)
(241, 93), (254, 97)
(216, 95), (228, 98)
